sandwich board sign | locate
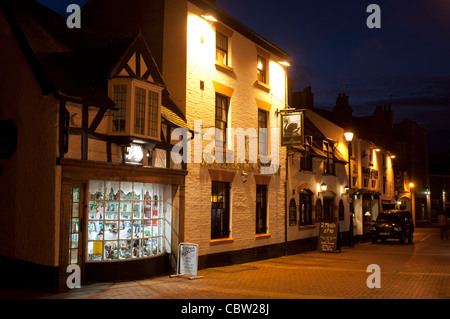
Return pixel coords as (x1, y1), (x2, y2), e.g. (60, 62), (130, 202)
(170, 243), (203, 280)
(317, 222), (341, 253)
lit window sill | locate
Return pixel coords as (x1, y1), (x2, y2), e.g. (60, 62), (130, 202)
(258, 154), (272, 163)
(254, 233), (271, 240)
(215, 61), (235, 73)
(210, 238), (234, 246)
(255, 80), (271, 92)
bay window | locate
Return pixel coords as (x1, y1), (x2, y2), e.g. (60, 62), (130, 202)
(109, 79), (162, 141)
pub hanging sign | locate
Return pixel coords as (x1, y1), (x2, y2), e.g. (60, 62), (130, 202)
(280, 110), (304, 146)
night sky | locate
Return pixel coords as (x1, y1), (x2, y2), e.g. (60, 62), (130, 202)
(37, 0), (450, 154)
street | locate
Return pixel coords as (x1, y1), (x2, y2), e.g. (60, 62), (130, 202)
(44, 227), (450, 300)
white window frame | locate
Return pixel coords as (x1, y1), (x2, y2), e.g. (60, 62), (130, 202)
(108, 78), (163, 141)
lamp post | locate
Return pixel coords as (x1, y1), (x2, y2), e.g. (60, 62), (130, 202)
(345, 131), (354, 247)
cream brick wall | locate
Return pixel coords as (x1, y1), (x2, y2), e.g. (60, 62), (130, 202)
(173, 2), (288, 256)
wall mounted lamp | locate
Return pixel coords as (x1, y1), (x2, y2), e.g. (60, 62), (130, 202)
(341, 185), (350, 198)
(278, 60), (291, 67)
(318, 182), (327, 196)
(201, 12), (218, 22)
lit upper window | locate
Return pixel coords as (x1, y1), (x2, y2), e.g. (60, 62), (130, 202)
(216, 31), (229, 66)
(257, 55), (267, 84)
(109, 79), (162, 141)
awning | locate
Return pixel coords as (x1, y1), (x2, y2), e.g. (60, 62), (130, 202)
(161, 105), (193, 132)
(333, 148), (348, 164)
(292, 144), (327, 159)
(311, 145), (327, 158)
(292, 145), (306, 152)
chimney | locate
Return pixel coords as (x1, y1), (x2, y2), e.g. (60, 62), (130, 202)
(333, 92), (353, 129)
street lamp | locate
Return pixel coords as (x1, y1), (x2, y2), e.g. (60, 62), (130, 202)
(344, 131), (354, 247)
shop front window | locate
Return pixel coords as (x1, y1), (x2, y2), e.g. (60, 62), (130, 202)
(87, 181), (171, 262)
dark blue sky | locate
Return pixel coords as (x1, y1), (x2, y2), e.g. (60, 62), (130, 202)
(37, 0), (450, 153)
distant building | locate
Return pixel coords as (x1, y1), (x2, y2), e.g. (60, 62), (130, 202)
(286, 107), (354, 247)
(292, 88), (405, 239)
(392, 119), (430, 225)
(429, 150), (450, 219)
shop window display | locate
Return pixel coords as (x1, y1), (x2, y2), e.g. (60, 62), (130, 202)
(87, 181), (168, 262)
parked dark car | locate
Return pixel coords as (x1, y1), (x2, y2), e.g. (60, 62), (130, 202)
(370, 210), (414, 244)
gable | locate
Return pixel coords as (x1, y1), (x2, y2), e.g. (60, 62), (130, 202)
(110, 34), (162, 86)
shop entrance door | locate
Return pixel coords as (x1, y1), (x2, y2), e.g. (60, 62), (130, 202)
(60, 182), (85, 290)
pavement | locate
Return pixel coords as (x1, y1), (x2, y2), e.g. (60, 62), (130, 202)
(1, 228), (450, 301)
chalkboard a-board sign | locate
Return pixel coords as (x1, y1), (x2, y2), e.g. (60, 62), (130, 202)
(317, 222), (341, 253)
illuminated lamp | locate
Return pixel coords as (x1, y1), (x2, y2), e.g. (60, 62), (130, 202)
(278, 60), (291, 67)
(344, 132), (354, 142)
(201, 12), (218, 22)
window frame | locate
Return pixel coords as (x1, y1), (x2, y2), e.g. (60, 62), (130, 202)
(257, 55), (267, 84)
(211, 181), (231, 240)
(300, 135), (313, 172)
(256, 184), (268, 234)
(258, 109), (268, 157)
(112, 84), (127, 133)
(215, 93), (229, 149)
(299, 190), (313, 226)
(323, 140), (335, 175)
(216, 30), (229, 66)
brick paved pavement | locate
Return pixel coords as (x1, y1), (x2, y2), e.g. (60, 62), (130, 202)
(43, 227), (450, 300)
(1, 228), (449, 301)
